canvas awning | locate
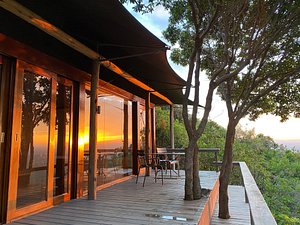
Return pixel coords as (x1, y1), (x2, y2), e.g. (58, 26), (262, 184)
(0, 0), (186, 105)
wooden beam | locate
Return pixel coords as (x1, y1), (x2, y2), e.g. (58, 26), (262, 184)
(99, 62), (172, 105)
(88, 60), (100, 200)
(0, 0), (99, 60)
(0, 0), (173, 105)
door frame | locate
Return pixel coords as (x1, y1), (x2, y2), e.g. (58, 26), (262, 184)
(53, 76), (74, 205)
(6, 60), (57, 221)
(0, 55), (15, 224)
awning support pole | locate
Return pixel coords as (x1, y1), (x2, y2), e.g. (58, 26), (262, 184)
(151, 107), (156, 154)
(145, 92), (151, 176)
(88, 60), (100, 200)
(132, 102), (139, 175)
(170, 105), (175, 169)
(170, 105), (174, 149)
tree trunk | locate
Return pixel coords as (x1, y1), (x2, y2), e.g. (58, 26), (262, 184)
(19, 126), (33, 187)
(184, 145), (194, 200)
(193, 145), (201, 199)
(218, 119), (236, 219)
(28, 139), (34, 169)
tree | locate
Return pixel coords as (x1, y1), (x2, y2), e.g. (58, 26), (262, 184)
(200, 0), (300, 218)
(121, 0), (249, 201)
(20, 72), (51, 186)
(121, 0), (300, 216)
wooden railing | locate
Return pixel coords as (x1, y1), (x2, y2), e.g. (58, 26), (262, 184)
(166, 147), (220, 171)
(239, 162), (277, 225)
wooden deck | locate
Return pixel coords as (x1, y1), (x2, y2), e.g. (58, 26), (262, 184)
(10, 171), (219, 225)
(211, 185), (250, 225)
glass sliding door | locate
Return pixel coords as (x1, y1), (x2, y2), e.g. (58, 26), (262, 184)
(83, 88), (133, 191)
(7, 61), (56, 220)
(96, 93), (133, 186)
(97, 94), (124, 185)
(53, 77), (72, 199)
(16, 69), (51, 208)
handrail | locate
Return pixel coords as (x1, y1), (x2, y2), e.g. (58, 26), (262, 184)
(239, 162), (277, 225)
(166, 147), (220, 171)
(165, 147), (220, 152)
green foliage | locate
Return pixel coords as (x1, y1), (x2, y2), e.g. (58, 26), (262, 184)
(122, 1), (300, 221)
(155, 106), (188, 148)
(156, 107), (300, 224)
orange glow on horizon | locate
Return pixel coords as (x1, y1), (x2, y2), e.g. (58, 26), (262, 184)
(82, 131), (124, 145)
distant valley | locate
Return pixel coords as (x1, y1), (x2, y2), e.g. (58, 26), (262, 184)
(275, 140), (300, 151)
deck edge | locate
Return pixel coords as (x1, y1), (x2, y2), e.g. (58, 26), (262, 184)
(198, 176), (219, 225)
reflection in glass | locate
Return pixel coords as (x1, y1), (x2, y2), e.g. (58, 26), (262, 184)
(83, 90), (90, 193)
(83, 90), (133, 189)
(17, 71), (51, 208)
(127, 102), (132, 169)
(54, 79), (72, 196)
(97, 95), (123, 185)
(139, 106), (146, 150)
(97, 95), (133, 185)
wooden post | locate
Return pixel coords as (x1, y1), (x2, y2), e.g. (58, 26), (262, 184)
(123, 101), (129, 169)
(151, 107), (156, 154)
(132, 102), (139, 175)
(145, 92), (151, 176)
(88, 60), (100, 200)
(170, 105), (174, 149)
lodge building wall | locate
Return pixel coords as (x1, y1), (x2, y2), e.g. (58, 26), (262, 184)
(0, 34), (153, 223)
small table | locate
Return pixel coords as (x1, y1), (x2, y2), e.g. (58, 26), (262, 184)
(151, 152), (185, 178)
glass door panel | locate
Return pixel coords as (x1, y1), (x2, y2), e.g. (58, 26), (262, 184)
(0, 55), (4, 223)
(16, 70), (51, 208)
(83, 90), (90, 193)
(53, 77), (72, 197)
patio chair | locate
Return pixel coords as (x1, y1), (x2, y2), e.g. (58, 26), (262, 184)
(157, 147), (180, 177)
(136, 153), (164, 187)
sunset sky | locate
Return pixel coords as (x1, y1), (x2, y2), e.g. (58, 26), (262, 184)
(124, 4), (300, 149)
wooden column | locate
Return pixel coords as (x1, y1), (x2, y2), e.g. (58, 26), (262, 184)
(71, 82), (80, 199)
(75, 83), (86, 198)
(145, 92), (151, 176)
(132, 102), (139, 175)
(170, 105), (175, 149)
(151, 107), (156, 154)
(88, 60), (100, 200)
(123, 101), (129, 169)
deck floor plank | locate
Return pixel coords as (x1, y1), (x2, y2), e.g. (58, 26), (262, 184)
(211, 185), (251, 225)
(8, 171), (251, 225)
